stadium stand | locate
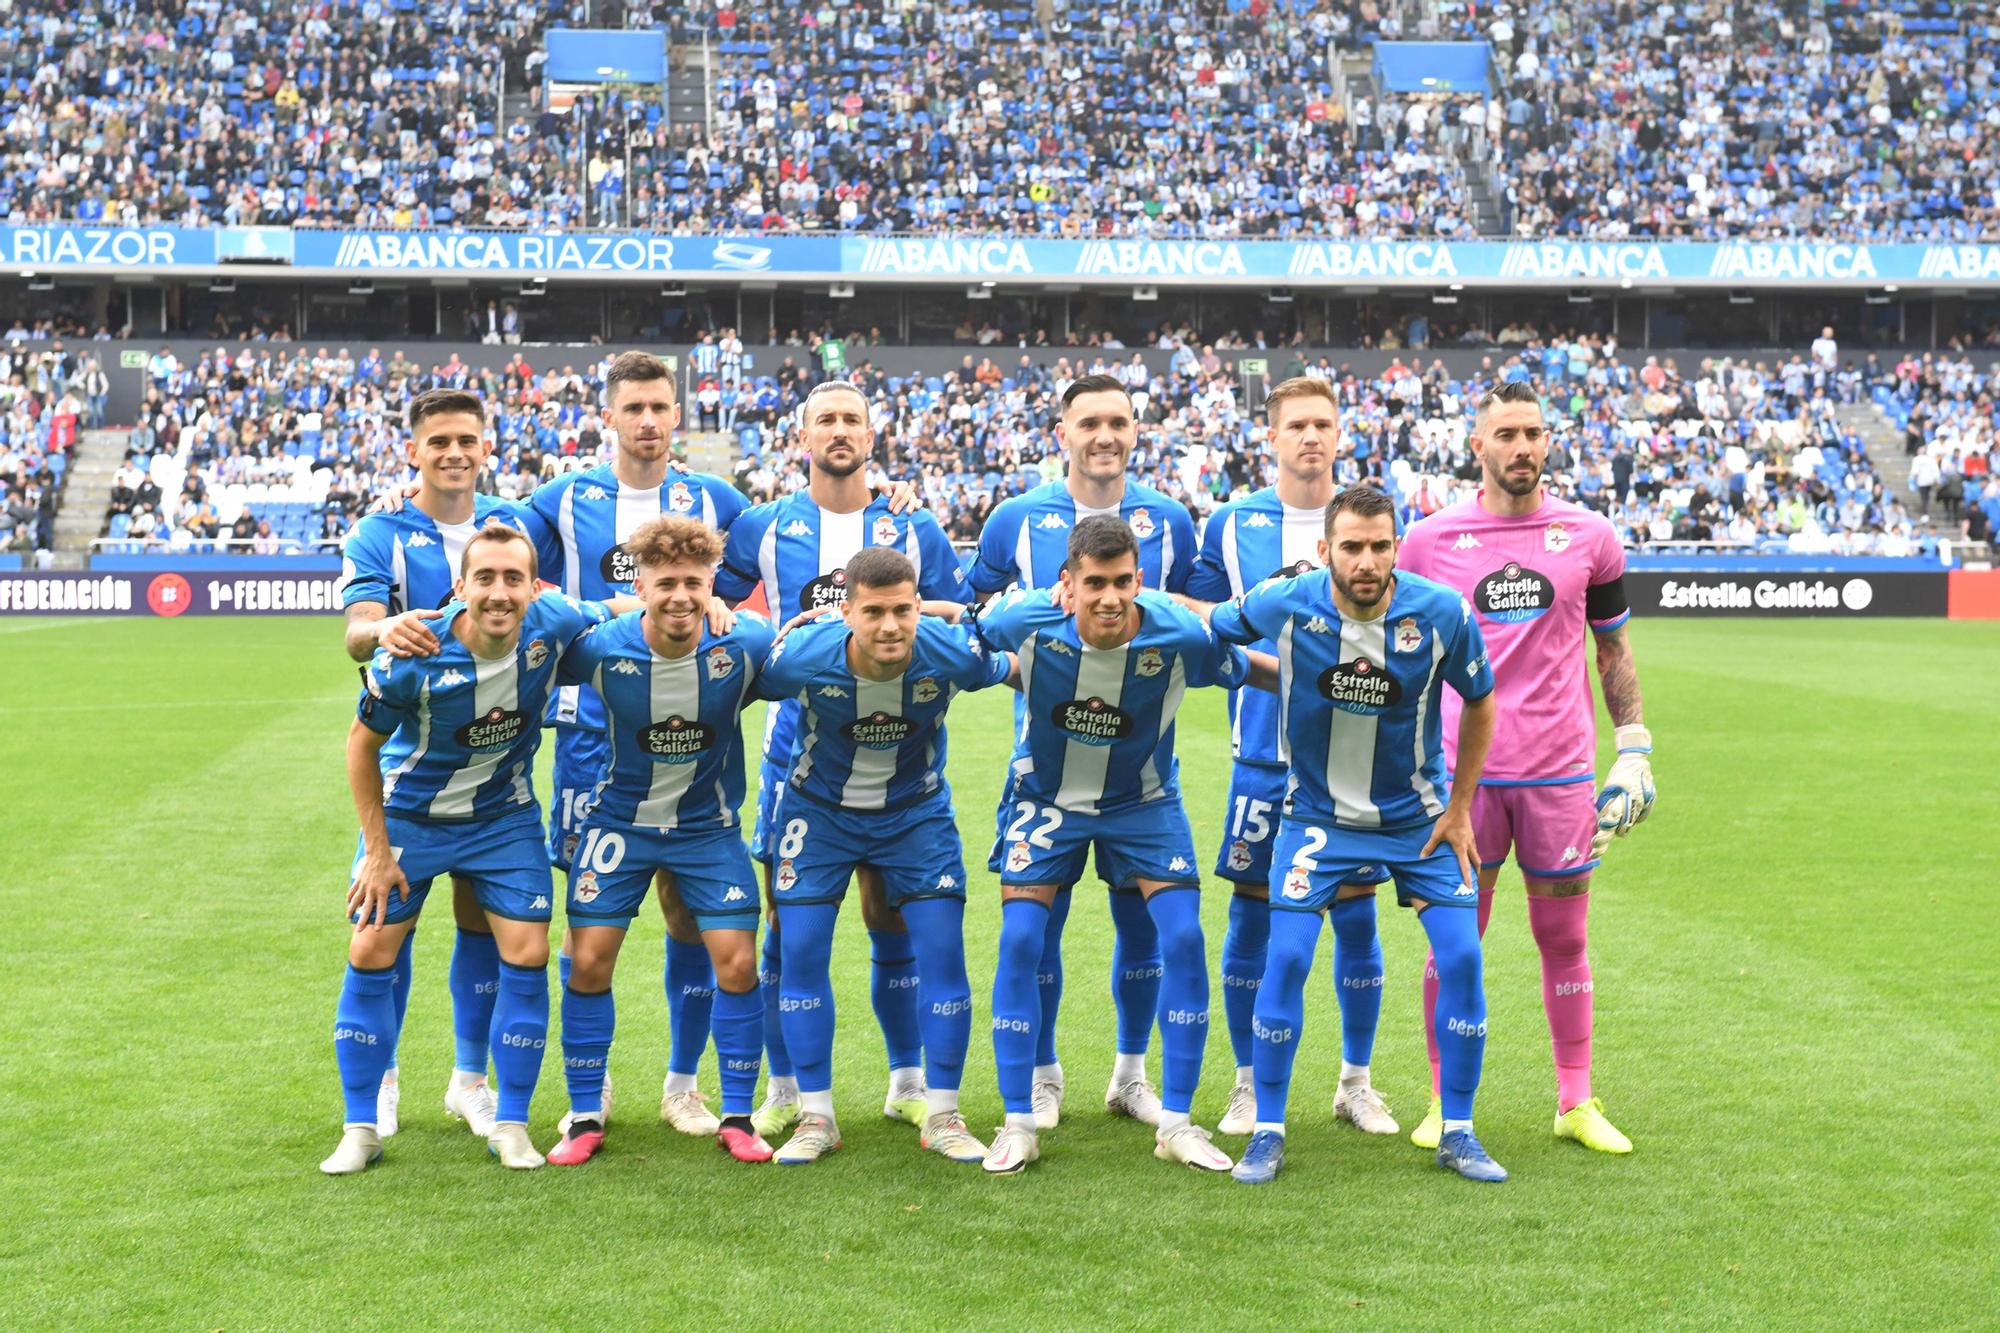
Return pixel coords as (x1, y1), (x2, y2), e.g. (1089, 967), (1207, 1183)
(0, 343), (92, 557)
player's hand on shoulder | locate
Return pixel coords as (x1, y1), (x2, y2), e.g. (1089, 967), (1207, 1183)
(880, 479), (922, 514)
(375, 607), (446, 657)
(705, 595), (737, 636)
(774, 604), (838, 643)
(369, 482), (422, 515)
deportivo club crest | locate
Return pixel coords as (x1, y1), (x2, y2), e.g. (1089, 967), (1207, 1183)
(574, 870), (601, 904)
(912, 676), (941, 704)
(1134, 647), (1164, 677)
(1128, 507), (1155, 539)
(1006, 842), (1032, 873)
(525, 638), (549, 669)
(1283, 865), (1311, 900)
(1393, 617), (1423, 653)
(873, 516), (899, 546)
(705, 646), (734, 680)
(1544, 522), (1570, 553)
(668, 481), (695, 513)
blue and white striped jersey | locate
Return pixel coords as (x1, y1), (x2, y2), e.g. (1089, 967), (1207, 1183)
(715, 493), (967, 767)
(969, 479), (1197, 596)
(522, 462), (749, 730)
(554, 610), (776, 831)
(1209, 569), (1494, 831)
(754, 615), (1008, 812)
(337, 495), (529, 614)
(357, 593), (612, 822)
(974, 589), (1248, 816)
(1186, 488), (1327, 769)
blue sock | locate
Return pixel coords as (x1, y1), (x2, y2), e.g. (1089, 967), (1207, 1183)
(992, 899), (1049, 1114)
(560, 984), (614, 1117)
(334, 962), (397, 1125)
(711, 985), (763, 1116)
(1220, 894), (1269, 1070)
(776, 902), (840, 1095)
(665, 936), (716, 1078)
(489, 961), (549, 1125)
(1107, 890), (1162, 1056)
(1421, 905), (1487, 1123)
(558, 951), (572, 987)
(1330, 895), (1384, 1067)
(1033, 889), (1071, 1068)
(1145, 888), (1209, 1115)
(900, 897), (970, 1096)
(385, 930), (415, 1069)
(868, 928), (923, 1073)
(448, 928), (501, 1076)
(1253, 908), (1321, 1126)
(759, 921), (793, 1079)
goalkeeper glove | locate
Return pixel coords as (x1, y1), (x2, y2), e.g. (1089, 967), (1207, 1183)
(1591, 725), (1655, 859)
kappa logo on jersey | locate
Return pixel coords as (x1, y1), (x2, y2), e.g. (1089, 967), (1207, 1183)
(1544, 522), (1571, 553)
(705, 645), (735, 680)
(775, 859), (798, 891)
(581, 485), (610, 501)
(599, 544), (640, 585)
(817, 684), (850, 698)
(1318, 657), (1403, 714)
(801, 568), (848, 611)
(1243, 512), (1274, 528)
(1393, 617), (1424, 653)
(667, 481), (695, 513)
(639, 715), (716, 761)
(1005, 841), (1032, 873)
(1039, 636), (1075, 657)
(1451, 532), (1482, 550)
(1036, 512), (1069, 530)
(436, 668), (470, 686)
(404, 532), (435, 548)
(911, 676), (940, 704)
(872, 515), (899, 546)
(782, 519), (813, 537)
(1302, 616), (1333, 635)
(723, 886), (748, 902)
(1134, 646), (1164, 677)
(1051, 695), (1134, 745)
(609, 659), (642, 676)
(524, 638), (549, 670)
(1128, 507), (1155, 539)
(456, 705), (531, 750)
(574, 870), (601, 904)
(844, 711), (917, 748)
(1226, 840), (1253, 871)
(1282, 865), (1312, 901)
(1168, 856), (1191, 873)
(1475, 561), (1556, 623)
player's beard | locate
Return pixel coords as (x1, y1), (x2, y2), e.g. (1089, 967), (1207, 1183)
(1332, 566), (1387, 610)
(1488, 457), (1542, 497)
(813, 441), (865, 478)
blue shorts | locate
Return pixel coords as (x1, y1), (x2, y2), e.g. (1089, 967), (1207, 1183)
(1268, 817), (1476, 912)
(768, 787), (968, 909)
(567, 820), (760, 933)
(547, 726), (609, 870)
(749, 756), (786, 863)
(1214, 762), (1285, 885)
(351, 804), (554, 925)
(989, 795), (1201, 892)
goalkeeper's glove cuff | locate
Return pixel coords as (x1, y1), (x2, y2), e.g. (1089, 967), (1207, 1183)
(1613, 724), (1652, 754)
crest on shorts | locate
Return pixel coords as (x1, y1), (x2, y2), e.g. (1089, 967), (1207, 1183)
(1127, 507), (1155, 539)
(668, 481), (695, 513)
(573, 870), (601, 904)
(1134, 646), (1164, 678)
(775, 859), (798, 892)
(1226, 840), (1252, 872)
(1393, 617), (1423, 654)
(562, 833), (579, 862)
(1006, 841), (1032, 874)
(911, 676), (940, 704)
(706, 645), (734, 680)
(1282, 865), (1311, 901)
(873, 515), (900, 547)
(1544, 522), (1570, 553)
(525, 638), (549, 669)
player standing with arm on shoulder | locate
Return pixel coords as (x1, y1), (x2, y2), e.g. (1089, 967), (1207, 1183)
(323, 525), (623, 1174)
(966, 374), (1199, 1131)
(1398, 380), (1653, 1155)
(334, 388), (529, 1142)
(1209, 488), (1508, 1185)
(1179, 377), (1399, 1138)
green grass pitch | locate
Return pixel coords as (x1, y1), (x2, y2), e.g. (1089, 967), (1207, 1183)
(1, 614), (1994, 1329)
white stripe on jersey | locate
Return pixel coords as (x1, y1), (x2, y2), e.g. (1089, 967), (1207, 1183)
(429, 652), (522, 818)
(1055, 641), (1129, 814)
(635, 652), (703, 828)
(1327, 616), (1385, 828)
(1274, 619), (1295, 765)
(1220, 513), (1244, 595)
(558, 484), (582, 598)
(615, 480), (656, 544)
(820, 508), (865, 565)
(437, 519), (475, 588)
(1137, 653), (1186, 801)
(839, 671), (904, 810)
(1015, 636), (1039, 746)
(390, 536), (410, 614)
(1407, 630), (1448, 817)
(382, 677), (433, 806)
(1012, 513), (1035, 591)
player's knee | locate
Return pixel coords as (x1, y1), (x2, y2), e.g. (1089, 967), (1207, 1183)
(997, 911), (1045, 974)
(1154, 917), (1205, 975)
(348, 928), (405, 972)
(568, 953), (615, 992)
(709, 940), (756, 992)
(1429, 936), (1483, 992)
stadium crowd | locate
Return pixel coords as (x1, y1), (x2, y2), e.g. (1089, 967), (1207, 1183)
(2, 0), (1992, 239)
(99, 334), (2000, 561)
(0, 342), (103, 557)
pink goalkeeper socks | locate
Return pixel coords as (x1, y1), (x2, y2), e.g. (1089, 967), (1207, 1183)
(1526, 891), (1593, 1113)
(1424, 886), (1493, 1097)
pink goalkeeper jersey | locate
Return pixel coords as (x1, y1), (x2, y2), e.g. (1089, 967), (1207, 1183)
(1399, 491), (1628, 784)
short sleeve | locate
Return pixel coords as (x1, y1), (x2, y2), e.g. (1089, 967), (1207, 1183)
(1209, 580), (1277, 646)
(1183, 509), (1233, 602)
(1443, 595), (1495, 701)
(969, 501), (1021, 594)
(754, 626), (809, 700)
(338, 518), (393, 609)
(914, 514), (971, 600)
(715, 507), (768, 603)
(1585, 521), (1630, 631)
(1397, 515), (1434, 579)
(731, 609), (778, 676)
(703, 473), (752, 531)
(1161, 502), (1198, 594)
(355, 648), (413, 733)
(1179, 615), (1249, 689)
(969, 586), (1039, 653)
(523, 479), (568, 587)
(939, 619), (1010, 691)
(544, 593), (614, 650)
(556, 619), (612, 685)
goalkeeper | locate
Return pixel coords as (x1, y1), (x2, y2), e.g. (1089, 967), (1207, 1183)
(1396, 381), (1655, 1156)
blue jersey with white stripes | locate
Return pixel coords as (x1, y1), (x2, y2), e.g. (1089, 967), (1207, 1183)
(1186, 487), (1329, 770)
(715, 493), (968, 766)
(521, 463), (748, 731)
(554, 610), (776, 831)
(969, 479), (1196, 596)
(357, 593), (612, 822)
(974, 589), (1248, 816)
(337, 495), (529, 614)
(755, 615), (1008, 812)
(1209, 569), (1494, 831)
